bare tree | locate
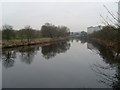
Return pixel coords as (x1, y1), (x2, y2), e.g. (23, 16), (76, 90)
(24, 25), (33, 45)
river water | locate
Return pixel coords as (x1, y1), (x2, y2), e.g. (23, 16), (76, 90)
(2, 39), (120, 88)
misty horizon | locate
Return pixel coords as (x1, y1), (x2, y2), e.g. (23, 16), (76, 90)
(2, 2), (117, 32)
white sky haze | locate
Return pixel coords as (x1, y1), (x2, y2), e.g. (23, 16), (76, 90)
(1, 0), (118, 32)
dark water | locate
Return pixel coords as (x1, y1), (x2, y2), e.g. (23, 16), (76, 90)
(2, 39), (120, 88)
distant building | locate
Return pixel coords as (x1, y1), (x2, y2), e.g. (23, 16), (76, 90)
(87, 26), (103, 34)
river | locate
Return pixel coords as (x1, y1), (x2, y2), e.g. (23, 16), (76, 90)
(1, 39), (120, 88)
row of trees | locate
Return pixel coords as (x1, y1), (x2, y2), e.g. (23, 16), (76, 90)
(41, 23), (70, 38)
(2, 23), (70, 41)
(88, 25), (120, 43)
(2, 25), (41, 41)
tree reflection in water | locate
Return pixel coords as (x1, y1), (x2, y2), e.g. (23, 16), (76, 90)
(2, 40), (70, 68)
(41, 41), (70, 59)
(2, 45), (40, 68)
(19, 46), (40, 64)
(88, 41), (120, 89)
(2, 51), (16, 68)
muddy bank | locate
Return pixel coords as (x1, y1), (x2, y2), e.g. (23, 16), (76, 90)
(2, 38), (68, 48)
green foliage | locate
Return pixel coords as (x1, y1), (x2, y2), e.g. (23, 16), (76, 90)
(41, 23), (70, 38)
(88, 25), (120, 42)
(2, 25), (41, 41)
(2, 25), (16, 41)
(2, 23), (70, 41)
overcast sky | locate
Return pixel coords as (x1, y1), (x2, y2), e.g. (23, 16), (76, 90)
(1, 1), (118, 32)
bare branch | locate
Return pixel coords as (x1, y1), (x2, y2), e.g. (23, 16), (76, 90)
(103, 5), (119, 24)
(100, 14), (110, 25)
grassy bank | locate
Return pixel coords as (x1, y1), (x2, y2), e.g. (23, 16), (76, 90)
(2, 38), (68, 48)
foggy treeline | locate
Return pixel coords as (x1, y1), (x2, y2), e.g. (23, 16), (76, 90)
(2, 23), (70, 41)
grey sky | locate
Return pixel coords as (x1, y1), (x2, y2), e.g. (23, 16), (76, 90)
(2, 2), (118, 32)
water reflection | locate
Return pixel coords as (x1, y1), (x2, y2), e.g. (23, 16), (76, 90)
(87, 41), (120, 88)
(2, 51), (16, 68)
(2, 40), (70, 68)
(87, 41), (120, 64)
(80, 38), (87, 44)
(0, 47), (2, 61)
(41, 41), (71, 59)
(19, 46), (39, 64)
(2, 39), (120, 88)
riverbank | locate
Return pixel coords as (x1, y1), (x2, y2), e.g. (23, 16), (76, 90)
(2, 38), (68, 48)
(89, 38), (120, 48)
(89, 38), (120, 60)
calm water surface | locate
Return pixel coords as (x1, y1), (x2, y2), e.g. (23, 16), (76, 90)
(2, 39), (120, 88)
